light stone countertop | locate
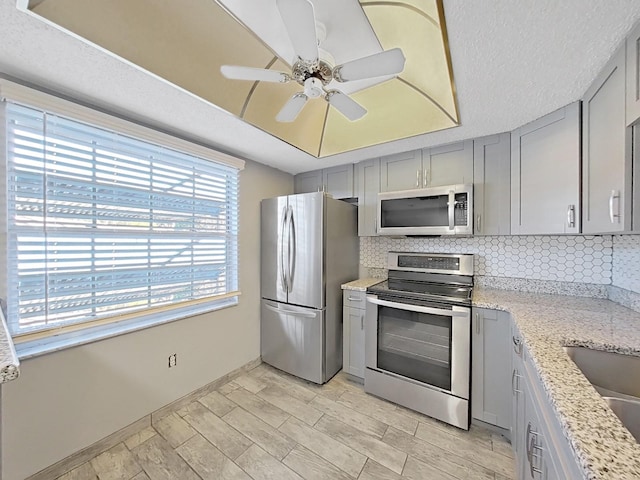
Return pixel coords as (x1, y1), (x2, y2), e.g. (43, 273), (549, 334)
(0, 308), (19, 383)
(474, 288), (640, 480)
(341, 278), (383, 291)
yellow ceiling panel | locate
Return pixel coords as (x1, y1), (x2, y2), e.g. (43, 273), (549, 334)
(29, 0), (459, 158)
(363, 3), (458, 123)
(33, 0), (276, 116)
(320, 79), (456, 156)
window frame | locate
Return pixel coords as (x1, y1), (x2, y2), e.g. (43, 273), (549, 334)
(0, 79), (244, 355)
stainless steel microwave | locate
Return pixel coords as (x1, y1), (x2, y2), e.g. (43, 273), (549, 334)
(377, 184), (473, 236)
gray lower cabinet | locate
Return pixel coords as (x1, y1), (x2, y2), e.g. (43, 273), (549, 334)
(471, 308), (511, 429)
(626, 20), (640, 126)
(294, 164), (354, 199)
(473, 133), (511, 235)
(356, 158), (380, 236)
(512, 322), (583, 480)
(511, 102), (581, 234)
(342, 290), (366, 379)
(583, 44), (632, 233)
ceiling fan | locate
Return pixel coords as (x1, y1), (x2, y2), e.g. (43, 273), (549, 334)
(220, 0), (406, 122)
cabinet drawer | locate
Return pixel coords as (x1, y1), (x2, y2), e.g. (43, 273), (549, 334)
(343, 290), (367, 308)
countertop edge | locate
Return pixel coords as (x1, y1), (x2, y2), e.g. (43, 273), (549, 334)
(0, 308), (20, 383)
(472, 288), (640, 480)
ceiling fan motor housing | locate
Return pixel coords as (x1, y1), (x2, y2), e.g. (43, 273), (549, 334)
(292, 58), (333, 86)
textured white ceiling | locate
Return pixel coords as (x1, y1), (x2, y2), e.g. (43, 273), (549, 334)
(1, 0), (640, 174)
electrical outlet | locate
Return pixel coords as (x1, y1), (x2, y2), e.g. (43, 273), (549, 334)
(168, 353), (177, 368)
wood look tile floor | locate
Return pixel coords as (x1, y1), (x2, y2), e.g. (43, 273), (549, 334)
(56, 364), (516, 480)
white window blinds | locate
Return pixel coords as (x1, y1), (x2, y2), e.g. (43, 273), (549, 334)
(4, 102), (240, 335)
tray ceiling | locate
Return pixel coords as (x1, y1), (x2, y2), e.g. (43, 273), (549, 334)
(26, 0), (459, 157)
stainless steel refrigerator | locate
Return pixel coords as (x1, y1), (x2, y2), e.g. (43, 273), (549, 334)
(261, 192), (358, 384)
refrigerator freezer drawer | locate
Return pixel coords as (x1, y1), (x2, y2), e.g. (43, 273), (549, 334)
(261, 299), (325, 384)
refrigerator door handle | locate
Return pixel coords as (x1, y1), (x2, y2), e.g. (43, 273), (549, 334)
(264, 303), (317, 318)
(288, 205), (296, 293)
(280, 205), (289, 292)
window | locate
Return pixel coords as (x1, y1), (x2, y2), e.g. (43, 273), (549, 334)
(3, 101), (241, 337)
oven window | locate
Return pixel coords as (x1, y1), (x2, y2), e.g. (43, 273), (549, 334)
(377, 306), (452, 391)
(380, 195), (449, 228)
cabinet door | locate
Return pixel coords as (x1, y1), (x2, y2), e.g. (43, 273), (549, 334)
(424, 140), (473, 187)
(323, 164), (354, 199)
(356, 158), (380, 236)
(523, 383), (547, 480)
(346, 306), (365, 378)
(511, 326), (525, 474)
(473, 133), (511, 235)
(626, 21), (640, 126)
(583, 45), (631, 233)
(472, 308), (511, 429)
(379, 150), (423, 192)
(511, 102), (581, 234)
(294, 170), (322, 194)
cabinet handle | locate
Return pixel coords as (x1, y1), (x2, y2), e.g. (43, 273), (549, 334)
(475, 313), (480, 334)
(347, 296), (362, 302)
(424, 168), (429, 187)
(416, 169), (420, 188)
(609, 190), (620, 224)
(511, 369), (522, 394)
(476, 214), (481, 233)
(567, 204), (576, 228)
(527, 423), (543, 477)
(361, 315), (364, 330)
(512, 336), (523, 355)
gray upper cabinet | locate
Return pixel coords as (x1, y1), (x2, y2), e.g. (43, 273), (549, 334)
(379, 150), (422, 192)
(583, 44), (632, 233)
(626, 20), (640, 126)
(511, 102), (581, 234)
(356, 158), (380, 236)
(294, 164), (354, 199)
(423, 140), (474, 187)
(473, 133), (511, 235)
(294, 169), (323, 195)
(471, 308), (511, 430)
(379, 141), (473, 193)
(323, 164), (355, 199)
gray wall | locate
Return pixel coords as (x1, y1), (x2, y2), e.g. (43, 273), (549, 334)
(0, 160), (292, 480)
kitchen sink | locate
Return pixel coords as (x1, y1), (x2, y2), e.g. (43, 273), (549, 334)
(603, 397), (640, 442)
(563, 346), (640, 399)
(564, 346), (640, 442)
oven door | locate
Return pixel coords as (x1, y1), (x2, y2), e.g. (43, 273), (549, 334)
(365, 294), (470, 400)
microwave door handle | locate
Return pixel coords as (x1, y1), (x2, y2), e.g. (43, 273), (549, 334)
(448, 190), (455, 230)
(367, 296), (468, 317)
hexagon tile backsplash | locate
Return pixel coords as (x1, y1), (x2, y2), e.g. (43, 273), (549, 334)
(361, 235), (614, 284)
(613, 235), (640, 292)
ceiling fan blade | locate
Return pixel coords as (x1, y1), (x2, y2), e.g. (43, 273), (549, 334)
(333, 48), (406, 82)
(220, 65), (289, 83)
(276, 0), (319, 64)
(326, 91), (367, 121)
(276, 93), (309, 122)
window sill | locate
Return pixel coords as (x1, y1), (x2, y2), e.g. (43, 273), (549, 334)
(13, 296), (239, 361)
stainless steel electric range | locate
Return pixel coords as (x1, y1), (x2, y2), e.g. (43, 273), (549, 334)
(364, 252), (474, 430)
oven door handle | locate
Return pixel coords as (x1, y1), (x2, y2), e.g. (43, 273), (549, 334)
(367, 296), (468, 317)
